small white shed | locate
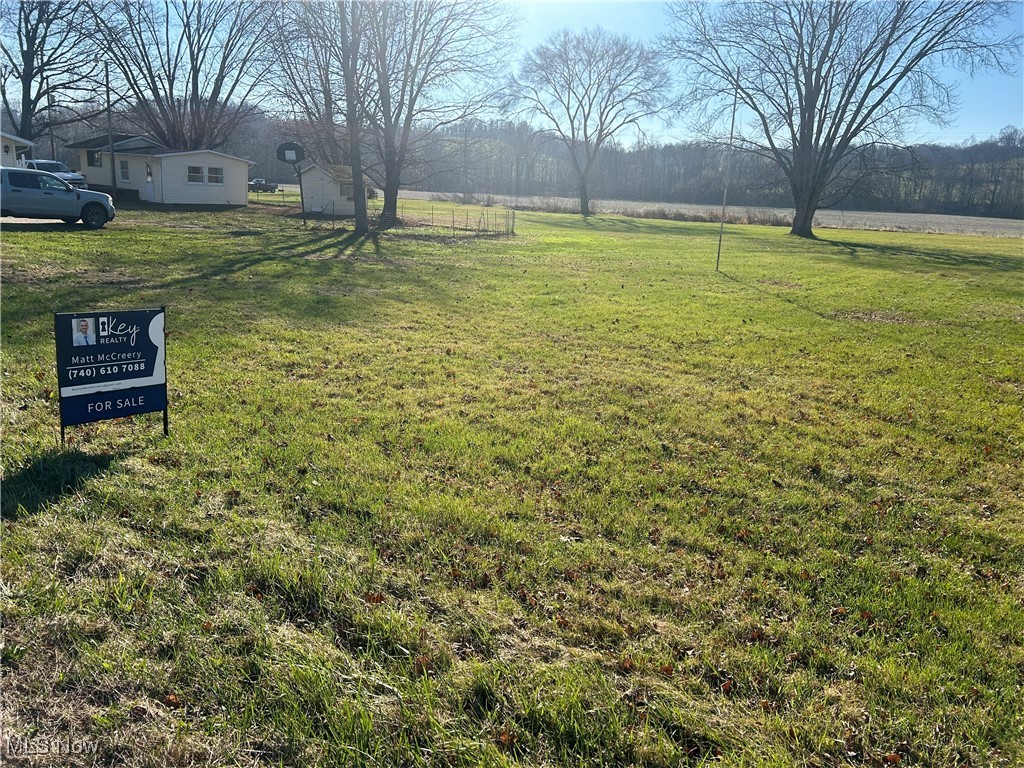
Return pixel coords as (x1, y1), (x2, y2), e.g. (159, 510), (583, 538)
(296, 163), (357, 217)
(66, 135), (252, 206)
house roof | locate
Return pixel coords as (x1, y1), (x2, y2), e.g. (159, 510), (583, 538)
(143, 148), (254, 165)
(67, 134), (252, 164)
(1, 130), (34, 147)
(66, 134), (146, 150)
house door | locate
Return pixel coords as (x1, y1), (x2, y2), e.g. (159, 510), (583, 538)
(143, 164), (154, 202)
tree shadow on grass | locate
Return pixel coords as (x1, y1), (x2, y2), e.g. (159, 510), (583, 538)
(819, 237), (1023, 274)
(1, 228), (457, 345)
(537, 213), (724, 238)
(0, 221), (105, 234)
(1, 449), (120, 520)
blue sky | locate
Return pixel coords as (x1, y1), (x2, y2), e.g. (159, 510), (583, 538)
(514, 1), (1024, 145)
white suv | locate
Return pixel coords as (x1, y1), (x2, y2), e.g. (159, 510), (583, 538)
(1, 167), (115, 228)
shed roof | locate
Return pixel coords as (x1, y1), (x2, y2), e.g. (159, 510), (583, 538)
(296, 163), (354, 182)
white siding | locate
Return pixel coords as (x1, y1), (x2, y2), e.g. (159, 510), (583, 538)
(159, 153), (248, 205)
(75, 149), (109, 189)
(73, 149), (247, 205)
(108, 156), (148, 192)
(73, 151), (150, 194)
(1, 131), (32, 164)
(300, 167), (356, 216)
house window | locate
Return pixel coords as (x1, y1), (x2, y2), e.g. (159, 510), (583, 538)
(87, 150), (102, 167)
(341, 183), (353, 199)
(120, 160), (130, 181)
(187, 166), (204, 183)
(208, 167), (224, 184)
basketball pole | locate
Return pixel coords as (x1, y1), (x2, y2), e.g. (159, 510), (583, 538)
(716, 69), (740, 273)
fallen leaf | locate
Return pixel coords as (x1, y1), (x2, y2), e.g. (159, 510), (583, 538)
(497, 729), (518, 747)
(364, 592), (384, 604)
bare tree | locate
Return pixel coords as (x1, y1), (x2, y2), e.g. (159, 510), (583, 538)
(511, 27), (670, 216)
(337, 0), (368, 233)
(273, 0), (367, 233)
(272, 1), (345, 165)
(664, 0), (1021, 238)
(90, 0), (278, 150)
(359, 0), (515, 224)
(1, 0), (105, 147)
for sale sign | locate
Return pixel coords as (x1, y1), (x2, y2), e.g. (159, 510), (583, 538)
(55, 308), (168, 434)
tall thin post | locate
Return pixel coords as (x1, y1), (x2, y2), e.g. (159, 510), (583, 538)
(295, 162), (306, 225)
(716, 69), (740, 273)
(105, 62), (116, 194)
(462, 124), (469, 204)
(47, 78), (56, 159)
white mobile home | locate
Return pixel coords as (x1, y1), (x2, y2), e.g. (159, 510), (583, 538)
(66, 135), (251, 206)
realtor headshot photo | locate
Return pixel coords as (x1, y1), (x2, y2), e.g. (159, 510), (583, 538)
(73, 318), (96, 346)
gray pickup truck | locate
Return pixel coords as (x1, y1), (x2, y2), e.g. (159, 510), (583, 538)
(22, 159), (88, 189)
(1, 167), (115, 228)
(248, 178), (278, 192)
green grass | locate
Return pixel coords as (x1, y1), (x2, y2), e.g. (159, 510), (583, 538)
(2, 203), (1022, 767)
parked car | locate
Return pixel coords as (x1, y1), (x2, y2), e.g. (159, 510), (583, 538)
(22, 159), (88, 189)
(248, 178), (278, 192)
(1, 167), (115, 228)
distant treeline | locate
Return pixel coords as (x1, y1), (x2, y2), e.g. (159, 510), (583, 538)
(48, 113), (1023, 220)
(395, 121), (1024, 220)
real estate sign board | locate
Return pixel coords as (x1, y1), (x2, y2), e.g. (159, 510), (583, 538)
(55, 308), (168, 437)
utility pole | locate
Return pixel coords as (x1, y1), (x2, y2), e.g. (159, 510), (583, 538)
(47, 78), (56, 159)
(105, 61), (116, 194)
(462, 124), (469, 204)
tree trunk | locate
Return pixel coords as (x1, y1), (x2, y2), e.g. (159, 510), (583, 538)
(380, 178), (400, 227)
(579, 176), (591, 217)
(346, 118), (368, 234)
(340, 1), (368, 235)
(789, 185), (819, 238)
(789, 204), (816, 237)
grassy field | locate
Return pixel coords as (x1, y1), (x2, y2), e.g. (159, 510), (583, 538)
(1, 202), (1022, 767)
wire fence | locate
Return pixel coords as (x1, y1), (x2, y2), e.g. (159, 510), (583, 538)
(394, 203), (516, 237)
(250, 191), (516, 237)
(248, 188), (302, 207)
